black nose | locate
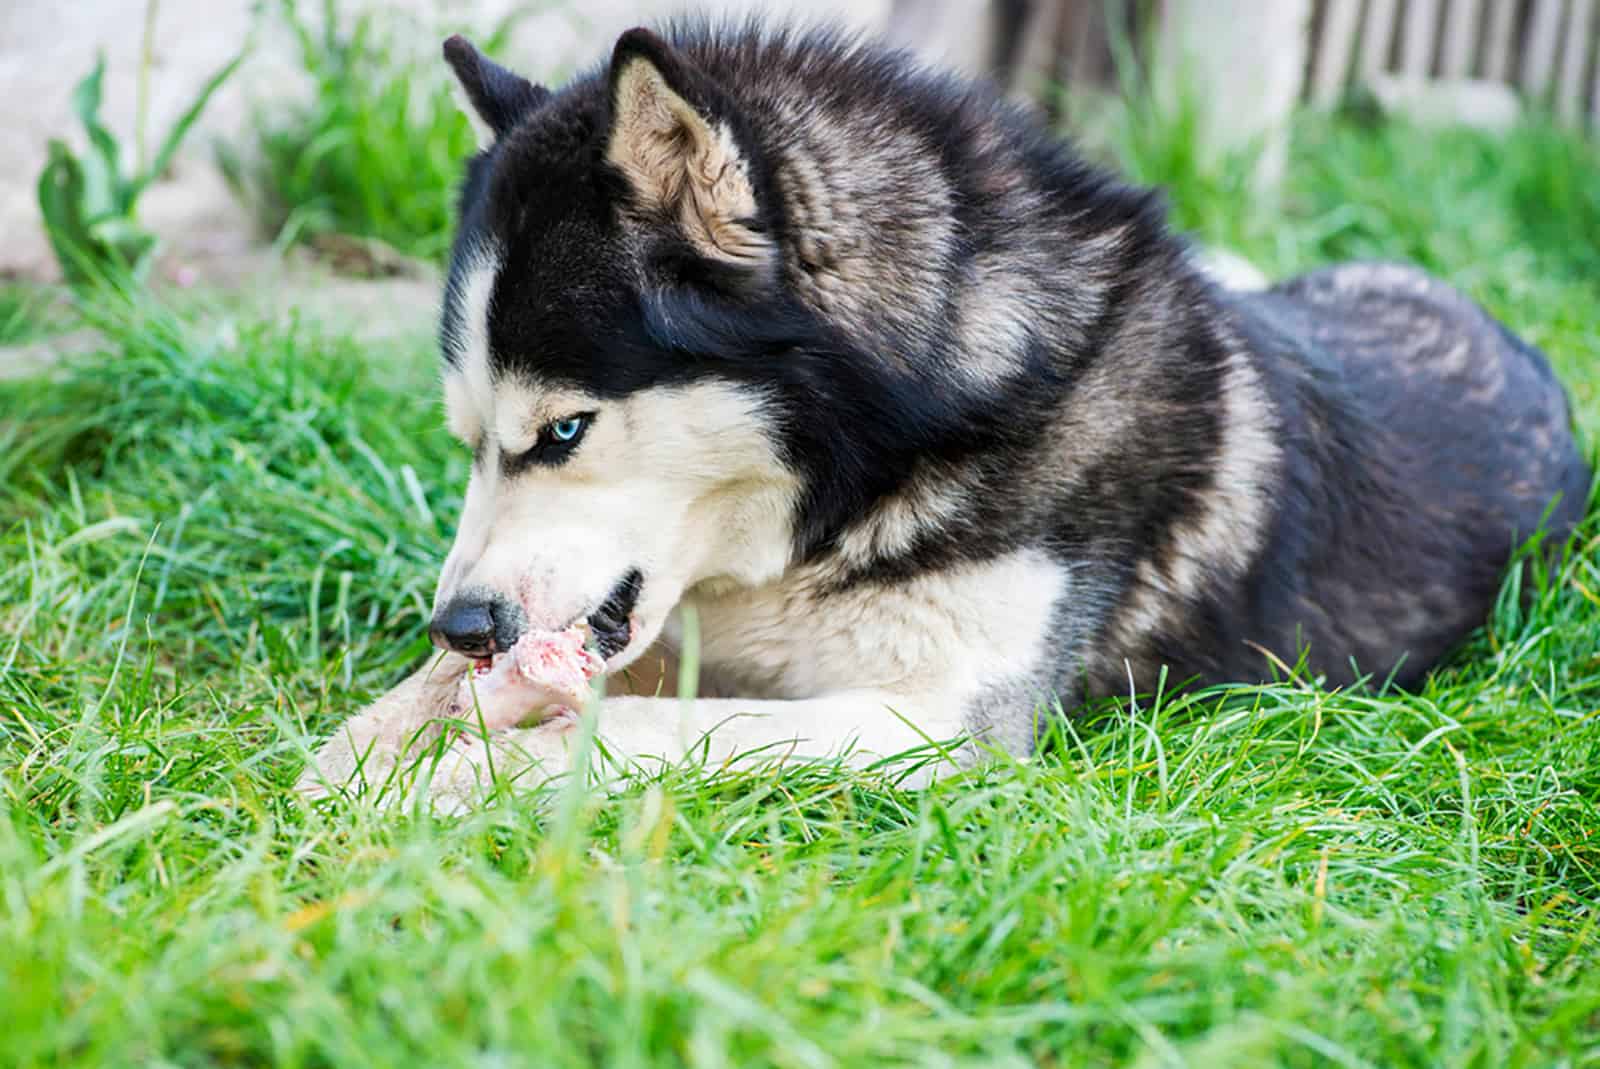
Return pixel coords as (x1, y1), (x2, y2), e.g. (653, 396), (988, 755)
(429, 593), (524, 658)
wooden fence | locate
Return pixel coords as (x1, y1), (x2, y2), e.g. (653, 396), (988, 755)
(1308, 0), (1600, 122)
(929, 0), (1600, 128)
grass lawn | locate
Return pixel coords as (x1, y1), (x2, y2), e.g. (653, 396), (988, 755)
(3, 103), (1600, 1066)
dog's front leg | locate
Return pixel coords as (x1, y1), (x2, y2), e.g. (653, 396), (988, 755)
(424, 689), (976, 807)
(295, 640), (689, 808)
(296, 651), (476, 802)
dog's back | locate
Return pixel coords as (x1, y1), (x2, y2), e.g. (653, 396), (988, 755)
(648, 23), (1593, 699)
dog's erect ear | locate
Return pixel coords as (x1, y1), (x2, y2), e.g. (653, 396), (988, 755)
(443, 35), (548, 145)
(605, 29), (773, 271)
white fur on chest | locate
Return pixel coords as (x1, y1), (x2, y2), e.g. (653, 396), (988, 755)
(670, 548), (1067, 702)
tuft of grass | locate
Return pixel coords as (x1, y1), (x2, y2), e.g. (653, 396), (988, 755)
(3, 103), (1599, 1066)
(218, 0), (520, 263)
(1282, 112), (1600, 285)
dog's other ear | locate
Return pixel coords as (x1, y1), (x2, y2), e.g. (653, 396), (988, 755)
(443, 35), (548, 146)
(605, 28), (774, 272)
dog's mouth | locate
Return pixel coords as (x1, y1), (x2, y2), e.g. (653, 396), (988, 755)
(464, 569), (644, 678)
(582, 567), (644, 662)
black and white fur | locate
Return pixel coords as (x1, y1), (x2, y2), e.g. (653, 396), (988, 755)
(299, 21), (1592, 809)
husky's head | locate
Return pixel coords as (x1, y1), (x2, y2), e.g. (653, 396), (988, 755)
(428, 29), (849, 668)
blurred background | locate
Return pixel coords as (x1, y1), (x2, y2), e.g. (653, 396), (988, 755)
(2, 0), (1598, 381)
(5, 1), (1599, 282)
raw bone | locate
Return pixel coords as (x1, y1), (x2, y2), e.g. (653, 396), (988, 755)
(450, 627), (604, 731)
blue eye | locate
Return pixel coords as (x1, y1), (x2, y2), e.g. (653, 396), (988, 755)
(506, 412), (595, 474)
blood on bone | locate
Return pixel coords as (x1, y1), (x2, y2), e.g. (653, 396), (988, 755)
(453, 626), (604, 731)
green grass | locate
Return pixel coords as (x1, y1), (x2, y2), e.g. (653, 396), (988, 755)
(4, 105), (1600, 1066)
(0, 284), (71, 346)
(218, 0), (522, 264)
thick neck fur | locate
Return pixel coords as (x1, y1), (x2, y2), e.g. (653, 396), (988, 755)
(622, 25), (1222, 580)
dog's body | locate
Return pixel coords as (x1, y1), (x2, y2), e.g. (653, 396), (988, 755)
(300, 22), (1591, 808)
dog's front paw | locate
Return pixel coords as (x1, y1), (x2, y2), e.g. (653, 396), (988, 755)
(296, 653), (476, 805)
(296, 735), (359, 802)
(412, 716), (582, 813)
(295, 717), (427, 805)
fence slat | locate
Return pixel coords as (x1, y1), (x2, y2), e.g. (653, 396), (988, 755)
(1362, 0), (1402, 78)
(1006, 0), (1064, 101)
(1440, 0), (1484, 76)
(1402, 0), (1442, 77)
(1065, 0), (1111, 92)
(1522, 0), (1566, 94)
(1483, 0), (1519, 81)
(1594, 14), (1600, 125)
(1557, 0), (1595, 119)
(1312, 0), (1365, 104)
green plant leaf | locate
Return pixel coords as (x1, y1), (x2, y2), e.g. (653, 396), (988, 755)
(76, 142), (121, 223)
(37, 143), (85, 238)
(84, 118), (124, 199)
(87, 217), (159, 278)
(68, 55), (125, 218)
(68, 54), (107, 133)
(128, 47), (248, 202)
(37, 140), (99, 284)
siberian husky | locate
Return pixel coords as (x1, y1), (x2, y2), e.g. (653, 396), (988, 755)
(299, 22), (1592, 809)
